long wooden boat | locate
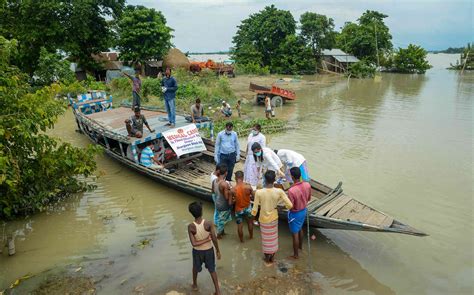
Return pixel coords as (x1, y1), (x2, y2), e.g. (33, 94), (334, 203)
(70, 95), (427, 237)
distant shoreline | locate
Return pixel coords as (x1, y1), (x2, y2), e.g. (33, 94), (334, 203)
(188, 51), (230, 55)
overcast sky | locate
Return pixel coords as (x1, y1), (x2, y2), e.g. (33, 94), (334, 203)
(129, 0), (473, 52)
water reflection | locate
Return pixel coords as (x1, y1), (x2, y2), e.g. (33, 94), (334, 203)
(387, 73), (428, 97)
(315, 232), (396, 295)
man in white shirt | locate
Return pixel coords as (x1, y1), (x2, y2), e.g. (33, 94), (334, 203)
(220, 101), (232, 118)
(275, 149), (310, 182)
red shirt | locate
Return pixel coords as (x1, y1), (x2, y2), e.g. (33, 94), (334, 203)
(234, 183), (251, 212)
(287, 181), (312, 212)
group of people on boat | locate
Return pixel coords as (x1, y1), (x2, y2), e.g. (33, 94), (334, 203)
(188, 123), (312, 294)
(123, 67), (178, 130)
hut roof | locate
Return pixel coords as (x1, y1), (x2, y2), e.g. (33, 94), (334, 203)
(322, 49), (359, 63)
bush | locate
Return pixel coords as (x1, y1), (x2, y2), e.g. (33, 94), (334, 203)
(0, 37), (101, 219)
(234, 62), (270, 75)
(84, 74), (107, 91)
(142, 77), (162, 99)
(392, 44), (431, 74)
(58, 80), (87, 97)
(347, 60), (376, 78)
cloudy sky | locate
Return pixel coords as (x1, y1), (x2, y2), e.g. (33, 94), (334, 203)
(129, 0), (472, 52)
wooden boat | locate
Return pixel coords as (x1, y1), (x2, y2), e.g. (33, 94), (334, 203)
(71, 95), (427, 237)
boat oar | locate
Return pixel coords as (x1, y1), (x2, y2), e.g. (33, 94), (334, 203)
(306, 208), (312, 272)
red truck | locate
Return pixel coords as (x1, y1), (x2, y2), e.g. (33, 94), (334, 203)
(249, 83), (296, 107)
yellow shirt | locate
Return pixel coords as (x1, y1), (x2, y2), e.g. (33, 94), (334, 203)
(251, 187), (293, 223)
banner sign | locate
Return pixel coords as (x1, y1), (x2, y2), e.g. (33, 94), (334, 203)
(162, 124), (207, 157)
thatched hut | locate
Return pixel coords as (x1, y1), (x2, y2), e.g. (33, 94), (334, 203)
(162, 48), (190, 70)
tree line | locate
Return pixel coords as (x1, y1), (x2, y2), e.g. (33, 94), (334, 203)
(0, 1), (176, 219)
(231, 5), (432, 76)
(0, 1), (173, 79)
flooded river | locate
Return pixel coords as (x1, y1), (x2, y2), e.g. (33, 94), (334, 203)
(0, 54), (472, 294)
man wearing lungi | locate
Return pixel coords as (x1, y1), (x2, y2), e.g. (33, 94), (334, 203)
(251, 170), (293, 265)
(287, 167), (312, 259)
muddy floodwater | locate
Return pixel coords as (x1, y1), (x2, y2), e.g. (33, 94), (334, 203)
(0, 54), (472, 294)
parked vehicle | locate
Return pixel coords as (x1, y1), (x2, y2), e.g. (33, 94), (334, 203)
(249, 82), (296, 107)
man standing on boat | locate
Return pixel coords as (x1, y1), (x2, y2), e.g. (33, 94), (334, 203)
(122, 70), (142, 110)
(214, 122), (240, 182)
(161, 67), (178, 127)
(124, 106), (155, 138)
(287, 167), (312, 259)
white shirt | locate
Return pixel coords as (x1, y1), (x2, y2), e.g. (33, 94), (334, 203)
(256, 147), (282, 171)
(277, 149), (305, 168)
(246, 132), (266, 155)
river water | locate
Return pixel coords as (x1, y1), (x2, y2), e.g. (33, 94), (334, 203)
(0, 54), (472, 294)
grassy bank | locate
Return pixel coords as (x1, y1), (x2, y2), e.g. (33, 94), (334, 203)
(108, 69), (236, 118)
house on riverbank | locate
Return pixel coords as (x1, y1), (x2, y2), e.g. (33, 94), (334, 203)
(321, 49), (359, 73)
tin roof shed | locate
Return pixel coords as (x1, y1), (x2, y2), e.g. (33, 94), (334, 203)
(322, 49), (360, 63)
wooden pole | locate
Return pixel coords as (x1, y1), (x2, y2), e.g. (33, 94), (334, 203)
(375, 23), (380, 68)
(461, 50), (470, 74)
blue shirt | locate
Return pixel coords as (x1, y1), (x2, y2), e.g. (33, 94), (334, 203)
(140, 146), (154, 167)
(214, 130), (240, 163)
(161, 76), (178, 101)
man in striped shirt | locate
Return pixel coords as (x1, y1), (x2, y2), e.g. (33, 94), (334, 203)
(140, 141), (163, 169)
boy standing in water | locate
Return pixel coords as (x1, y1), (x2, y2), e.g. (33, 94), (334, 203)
(231, 171), (254, 242)
(187, 202), (221, 294)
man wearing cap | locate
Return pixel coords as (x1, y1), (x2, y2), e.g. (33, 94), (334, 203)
(220, 101), (232, 118)
(125, 107), (155, 138)
(214, 122), (240, 181)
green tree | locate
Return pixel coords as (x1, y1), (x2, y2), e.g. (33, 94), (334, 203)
(116, 5), (173, 66)
(392, 44), (431, 74)
(231, 5), (296, 70)
(299, 12), (336, 57)
(0, 0), (125, 74)
(271, 35), (316, 74)
(33, 48), (75, 86)
(0, 36), (101, 219)
(337, 10), (392, 64)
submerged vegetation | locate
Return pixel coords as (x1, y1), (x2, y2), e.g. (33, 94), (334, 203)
(347, 60), (376, 78)
(206, 118), (288, 138)
(390, 44), (432, 74)
(448, 43), (474, 71)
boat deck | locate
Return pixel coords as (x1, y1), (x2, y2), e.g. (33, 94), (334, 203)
(311, 194), (394, 228)
(85, 107), (192, 144)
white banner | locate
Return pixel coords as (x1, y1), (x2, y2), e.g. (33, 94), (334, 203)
(162, 124), (206, 157)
